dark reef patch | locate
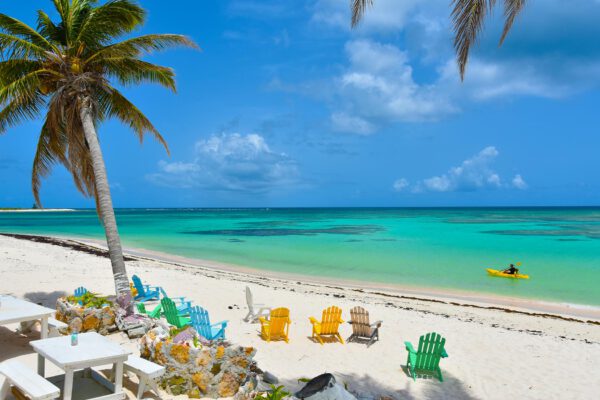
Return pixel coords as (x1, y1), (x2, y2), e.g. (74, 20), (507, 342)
(482, 229), (600, 240)
(182, 225), (383, 237)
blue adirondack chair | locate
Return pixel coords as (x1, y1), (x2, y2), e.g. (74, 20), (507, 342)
(74, 287), (88, 297)
(190, 306), (228, 340)
(131, 275), (161, 302)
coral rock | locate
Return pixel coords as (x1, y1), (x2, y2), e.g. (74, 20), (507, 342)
(170, 344), (190, 364)
(218, 372), (240, 398)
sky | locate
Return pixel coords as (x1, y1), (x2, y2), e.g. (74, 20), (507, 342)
(1, 0), (600, 208)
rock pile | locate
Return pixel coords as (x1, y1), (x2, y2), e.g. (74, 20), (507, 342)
(55, 297), (116, 335)
(139, 326), (258, 398)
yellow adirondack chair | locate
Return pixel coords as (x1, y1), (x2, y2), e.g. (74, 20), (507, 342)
(259, 307), (291, 343)
(309, 306), (344, 345)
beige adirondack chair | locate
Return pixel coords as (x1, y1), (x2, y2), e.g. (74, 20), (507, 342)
(309, 306), (344, 345)
(348, 306), (382, 347)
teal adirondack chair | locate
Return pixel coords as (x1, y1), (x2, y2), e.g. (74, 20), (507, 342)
(405, 332), (449, 382)
(190, 306), (228, 340)
(136, 302), (162, 319)
(161, 297), (191, 328)
(74, 287), (88, 297)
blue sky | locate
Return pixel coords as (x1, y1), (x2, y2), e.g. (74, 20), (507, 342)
(1, 0), (600, 208)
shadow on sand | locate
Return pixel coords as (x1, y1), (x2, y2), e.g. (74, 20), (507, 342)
(277, 369), (479, 400)
(23, 290), (67, 308)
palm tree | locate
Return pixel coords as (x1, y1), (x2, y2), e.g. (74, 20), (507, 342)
(351, 0), (526, 80)
(0, 0), (196, 295)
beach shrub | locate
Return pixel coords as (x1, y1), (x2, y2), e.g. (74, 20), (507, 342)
(67, 292), (113, 309)
(254, 385), (290, 400)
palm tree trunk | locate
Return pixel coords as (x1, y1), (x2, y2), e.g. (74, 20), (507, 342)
(80, 102), (130, 296)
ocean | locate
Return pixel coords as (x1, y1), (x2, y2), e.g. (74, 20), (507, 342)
(1, 207), (599, 306)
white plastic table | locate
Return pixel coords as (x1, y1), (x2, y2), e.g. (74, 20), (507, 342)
(0, 295), (55, 375)
(31, 332), (131, 400)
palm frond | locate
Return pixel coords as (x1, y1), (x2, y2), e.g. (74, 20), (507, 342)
(499, 0), (525, 45)
(0, 14), (56, 51)
(351, 0), (374, 27)
(451, 0), (494, 80)
(32, 115), (68, 206)
(37, 10), (65, 44)
(87, 34), (197, 62)
(99, 86), (169, 153)
(0, 69), (47, 106)
(76, 0), (146, 47)
(0, 59), (43, 85)
(0, 33), (49, 59)
(0, 94), (45, 134)
(102, 58), (176, 91)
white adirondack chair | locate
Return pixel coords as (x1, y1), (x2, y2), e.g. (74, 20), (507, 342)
(244, 286), (271, 323)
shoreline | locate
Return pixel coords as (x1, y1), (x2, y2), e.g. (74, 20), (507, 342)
(1, 232), (599, 399)
(3, 232), (599, 322)
(0, 208), (75, 212)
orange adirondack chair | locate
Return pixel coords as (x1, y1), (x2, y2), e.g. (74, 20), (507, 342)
(259, 307), (291, 343)
(309, 306), (344, 345)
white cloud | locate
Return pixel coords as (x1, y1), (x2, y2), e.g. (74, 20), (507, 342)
(147, 133), (300, 192)
(512, 174), (528, 189)
(330, 112), (375, 135)
(298, 0), (600, 134)
(393, 178), (409, 192)
(330, 39), (457, 133)
(438, 58), (600, 100)
(396, 146), (528, 193)
(311, 0), (425, 32)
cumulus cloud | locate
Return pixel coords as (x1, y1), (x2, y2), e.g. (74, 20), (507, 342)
(330, 39), (457, 133)
(395, 147), (527, 193)
(147, 133), (300, 192)
(298, 0), (600, 134)
(392, 178), (409, 192)
(311, 0), (428, 32)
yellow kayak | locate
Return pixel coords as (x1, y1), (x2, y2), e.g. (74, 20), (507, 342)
(486, 268), (529, 279)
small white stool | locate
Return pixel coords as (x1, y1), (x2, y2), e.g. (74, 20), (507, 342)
(124, 356), (165, 399)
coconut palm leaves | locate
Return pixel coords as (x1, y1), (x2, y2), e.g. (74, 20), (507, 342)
(0, 0), (196, 204)
(0, 0), (196, 295)
(350, 0), (526, 80)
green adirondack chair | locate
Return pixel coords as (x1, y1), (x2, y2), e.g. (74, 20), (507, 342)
(136, 302), (162, 319)
(405, 332), (449, 382)
(161, 297), (191, 328)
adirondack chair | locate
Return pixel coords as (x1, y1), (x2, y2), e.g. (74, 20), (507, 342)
(190, 306), (228, 340)
(74, 287), (88, 297)
(348, 306), (382, 347)
(309, 306), (344, 345)
(131, 275), (161, 302)
(161, 297), (191, 329)
(136, 302), (162, 319)
(405, 332), (449, 382)
(259, 307), (291, 343)
(244, 286), (271, 323)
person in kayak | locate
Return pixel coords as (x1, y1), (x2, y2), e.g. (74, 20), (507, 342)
(503, 264), (519, 275)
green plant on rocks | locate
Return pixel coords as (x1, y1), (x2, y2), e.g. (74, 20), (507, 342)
(67, 292), (113, 309)
(254, 385), (291, 400)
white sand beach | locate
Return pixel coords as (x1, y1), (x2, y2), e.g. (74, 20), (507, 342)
(0, 234), (599, 399)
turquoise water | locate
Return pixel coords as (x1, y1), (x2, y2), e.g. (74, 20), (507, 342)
(1, 208), (599, 306)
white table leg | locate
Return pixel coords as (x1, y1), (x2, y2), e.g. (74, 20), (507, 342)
(36, 317), (48, 376)
(40, 316), (48, 339)
(63, 368), (74, 400)
(0, 378), (10, 400)
(114, 361), (124, 394)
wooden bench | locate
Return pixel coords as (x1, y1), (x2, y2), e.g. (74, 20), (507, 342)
(124, 356), (165, 399)
(0, 359), (60, 400)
